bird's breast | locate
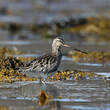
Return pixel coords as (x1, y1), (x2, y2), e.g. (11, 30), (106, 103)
(47, 54), (62, 73)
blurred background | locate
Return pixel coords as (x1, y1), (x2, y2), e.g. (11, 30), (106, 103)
(0, 0), (110, 40)
(0, 0), (110, 52)
(0, 0), (110, 110)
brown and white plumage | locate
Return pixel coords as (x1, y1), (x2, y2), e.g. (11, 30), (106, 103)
(19, 37), (70, 84)
(22, 54), (61, 74)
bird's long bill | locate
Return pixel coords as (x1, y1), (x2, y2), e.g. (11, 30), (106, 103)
(73, 48), (88, 54)
(63, 44), (87, 54)
(63, 44), (71, 48)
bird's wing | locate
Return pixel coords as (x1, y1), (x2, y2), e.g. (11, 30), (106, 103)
(19, 56), (41, 72)
(32, 54), (58, 72)
(20, 54), (58, 73)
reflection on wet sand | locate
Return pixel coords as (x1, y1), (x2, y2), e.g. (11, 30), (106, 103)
(38, 90), (50, 106)
(20, 82), (62, 110)
(38, 90), (61, 110)
(38, 84), (62, 110)
(0, 80), (110, 110)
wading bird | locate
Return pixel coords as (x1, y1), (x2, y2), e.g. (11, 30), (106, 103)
(19, 37), (87, 84)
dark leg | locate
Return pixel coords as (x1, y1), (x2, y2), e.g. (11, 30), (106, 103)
(38, 75), (46, 85)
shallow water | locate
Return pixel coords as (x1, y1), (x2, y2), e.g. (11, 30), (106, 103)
(1, 39), (110, 110)
(0, 0), (110, 110)
(0, 80), (110, 110)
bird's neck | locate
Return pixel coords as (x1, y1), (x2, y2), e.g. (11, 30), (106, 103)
(52, 46), (62, 56)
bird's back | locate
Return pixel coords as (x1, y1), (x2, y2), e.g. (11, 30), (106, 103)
(21, 53), (62, 74)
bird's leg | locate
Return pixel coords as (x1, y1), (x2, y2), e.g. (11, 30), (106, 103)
(38, 74), (47, 85)
(41, 80), (46, 85)
(44, 74), (48, 82)
(38, 75), (42, 84)
(41, 75), (47, 85)
(39, 77), (47, 90)
(41, 75), (48, 90)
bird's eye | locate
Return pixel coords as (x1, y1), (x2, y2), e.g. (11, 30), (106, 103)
(56, 38), (65, 45)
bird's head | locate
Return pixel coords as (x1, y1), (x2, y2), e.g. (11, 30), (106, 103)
(52, 37), (70, 48)
(52, 37), (88, 54)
